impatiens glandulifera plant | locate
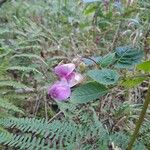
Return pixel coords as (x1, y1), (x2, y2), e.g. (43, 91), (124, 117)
(48, 63), (83, 101)
(48, 47), (149, 149)
(48, 46), (146, 104)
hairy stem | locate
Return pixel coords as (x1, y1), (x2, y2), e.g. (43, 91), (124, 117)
(127, 84), (150, 150)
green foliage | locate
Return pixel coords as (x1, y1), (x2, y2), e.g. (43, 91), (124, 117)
(121, 77), (145, 88)
(0, 112), (108, 149)
(0, 132), (48, 150)
(83, 2), (99, 15)
(0, 80), (28, 89)
(70, 82), (108, 103)
(140, 120), (150, 148)
(0, 47), (26, 118)
(0, 98), (23, 114)
(137, 61), (150, 72)
(11, 54), (48, 66)
(87, 69), (120, 85)
(7, 66), (42, 75)
(115, 46), (143, 68)
(0, 0), (149, 149)
(0, 110), (146, 150)
(111, 132), (146, 150)
(98, 53), (115, 68)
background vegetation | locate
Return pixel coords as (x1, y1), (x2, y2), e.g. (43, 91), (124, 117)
(0, 0), (150, 149)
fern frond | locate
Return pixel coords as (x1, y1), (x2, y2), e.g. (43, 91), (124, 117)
(0, 116), (147, 150)
(0, 29), (11, 36)
(139, 120), (150, 148)
(0, 98), (24, 114)
(11, 54), (48, 66)
(7, 66), (42, 75)
(14, 45), (41, 51)
(0, 132), (48, 150)
(0, 114), (109, 149)
(0, 80), (28, 89)
(0, 48), (11, 58)
(111, 132), (147, 150)
(0, 118), (78, 149)
(0, 118), (76, 138)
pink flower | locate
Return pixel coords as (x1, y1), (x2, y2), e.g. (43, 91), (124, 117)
(65, 72), (83, 87)
(48, 63), (83, 101)
(54, 63), (75, 78)
(48, 80), (71, 101)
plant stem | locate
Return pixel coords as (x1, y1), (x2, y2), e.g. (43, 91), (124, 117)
(127, 84), (150, 150)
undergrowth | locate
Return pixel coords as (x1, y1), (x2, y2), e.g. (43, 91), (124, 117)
(0, 0), (150, 149)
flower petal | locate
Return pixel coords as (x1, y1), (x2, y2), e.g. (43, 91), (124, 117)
(54, 63), (75, 78)
(65, 72), (83, 87)
(48, 81), (71, 101)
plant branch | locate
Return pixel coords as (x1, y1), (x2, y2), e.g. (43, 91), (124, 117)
(127, 84), (150, 150)
(83, 57), (101, 69)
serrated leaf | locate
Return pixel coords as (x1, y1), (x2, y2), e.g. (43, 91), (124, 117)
(99, 53), (115, 68)
(70, 82), (108, 104)
(137, 61), (150, 72)
(115, 46), (143, 68)
(87, 69), (120, 85)
(121, 77), (145, 88)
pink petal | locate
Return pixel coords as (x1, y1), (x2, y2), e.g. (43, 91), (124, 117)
(48, 81), (71, 101)
(65, 72), (83, 87)
(54, 63), (75, 78)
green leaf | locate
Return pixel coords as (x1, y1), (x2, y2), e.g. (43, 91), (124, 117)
(121, 77), (145, 88)
(137, 61), (150, 72)
(99, 53), (115, 68)
(84, 4), (97, 15)
(70, 82), (108, 104)
(115, 46), (143, 68)
(87, 69), (120, 85)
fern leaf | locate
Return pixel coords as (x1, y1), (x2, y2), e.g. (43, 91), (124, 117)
(0, 117), (147, 149)
(7, 66), (42, 75)
(11, 54), (48, 66)
(0, 132), (49, 150)
(0, 80), (28, 89)
(0, 98), (24, 114)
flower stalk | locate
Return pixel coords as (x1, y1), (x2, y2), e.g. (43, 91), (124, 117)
(127, 84), (150, 150)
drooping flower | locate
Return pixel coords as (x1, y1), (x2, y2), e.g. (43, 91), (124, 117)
(48, 63), (83, 101)
(54, 63), (75, 78)
(48, 80), (71, 101)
